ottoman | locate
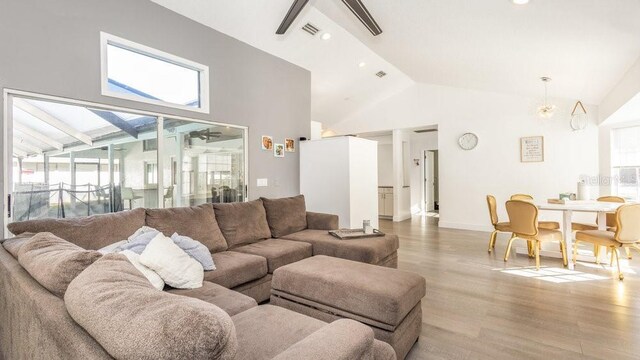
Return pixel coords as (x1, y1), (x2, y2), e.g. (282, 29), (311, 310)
(270, 255), (426, 359)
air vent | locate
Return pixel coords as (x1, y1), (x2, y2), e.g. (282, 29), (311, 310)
(414, 129), (437, 133)
(375, 71), (387, 78)
(302, 23), (320, 36)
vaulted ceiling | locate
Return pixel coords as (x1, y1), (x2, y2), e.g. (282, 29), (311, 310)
(152, 0), (640, 126)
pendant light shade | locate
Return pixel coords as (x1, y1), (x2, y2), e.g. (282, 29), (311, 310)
(537, 77), (555, 119)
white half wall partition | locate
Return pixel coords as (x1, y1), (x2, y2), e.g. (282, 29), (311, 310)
(300, 136), (378, 229)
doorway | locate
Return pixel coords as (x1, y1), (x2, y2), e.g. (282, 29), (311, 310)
(423, 150), (439, 215)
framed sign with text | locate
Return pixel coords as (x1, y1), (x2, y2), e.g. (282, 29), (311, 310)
(520, 136), (544, 162)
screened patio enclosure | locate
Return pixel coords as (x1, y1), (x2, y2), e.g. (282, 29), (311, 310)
(6, 94), (247, 224)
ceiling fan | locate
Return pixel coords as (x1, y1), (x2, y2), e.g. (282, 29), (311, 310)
(189, 129), (222, 141)
(276, 0), (382, 36)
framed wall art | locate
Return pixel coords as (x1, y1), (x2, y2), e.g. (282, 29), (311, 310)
(261, 135), (273, 150)
(520, 136), (544, 163)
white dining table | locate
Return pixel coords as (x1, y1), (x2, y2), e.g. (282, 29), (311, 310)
(533, 201), (625, 269)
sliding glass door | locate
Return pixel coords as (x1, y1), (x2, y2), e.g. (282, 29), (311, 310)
(2, 91), (247, 235)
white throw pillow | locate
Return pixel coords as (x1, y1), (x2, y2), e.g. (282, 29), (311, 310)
(139, 233), (203, 289)
(120, 250), (165, 290)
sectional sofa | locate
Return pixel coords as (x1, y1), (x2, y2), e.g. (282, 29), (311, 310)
(0, 195), (402, 359)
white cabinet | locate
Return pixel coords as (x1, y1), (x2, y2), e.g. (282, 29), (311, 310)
(378, 187), (394, 218)
(300, 136), (379, 229)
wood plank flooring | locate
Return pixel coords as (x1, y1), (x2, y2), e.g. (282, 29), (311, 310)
(381, 217), (640, 360)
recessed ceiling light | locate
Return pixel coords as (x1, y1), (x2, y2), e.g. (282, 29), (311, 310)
(321, 33), (332, 40)
(512, 0), (529, 4)
(358, 62), (367, 68)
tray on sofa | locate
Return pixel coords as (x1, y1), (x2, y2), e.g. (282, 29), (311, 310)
(328, 229), (385, 240)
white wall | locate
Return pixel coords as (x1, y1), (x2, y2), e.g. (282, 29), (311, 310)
(377, 145), (393, 187)
(409, 131), (438, 213)
(332, 83), (600, 231)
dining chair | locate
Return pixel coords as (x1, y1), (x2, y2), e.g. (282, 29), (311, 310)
(504, 200), (568, 270)
(486, 195), (512, 253)
(509, 194), (561, 230)
(574, 204), (640, 280)
(571, 196), (627, 262)
(510, 194), (534, 202)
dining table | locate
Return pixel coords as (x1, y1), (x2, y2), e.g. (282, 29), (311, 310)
(528, 200), (626, 269)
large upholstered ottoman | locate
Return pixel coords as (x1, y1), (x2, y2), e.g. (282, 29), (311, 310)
(270, 255), (426, 359)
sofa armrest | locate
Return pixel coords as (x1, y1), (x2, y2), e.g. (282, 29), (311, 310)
(306, 212), (339, 230)
(273, 319), (375, 360)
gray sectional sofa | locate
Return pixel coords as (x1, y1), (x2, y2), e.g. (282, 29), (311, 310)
(0, 195), (402, 359)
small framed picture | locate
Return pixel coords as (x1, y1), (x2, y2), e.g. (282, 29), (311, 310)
(274, 143), (285, 157)
(520, 136), (544, 162)
(261, 136), (273, 150)
(285, 138), (295, 152)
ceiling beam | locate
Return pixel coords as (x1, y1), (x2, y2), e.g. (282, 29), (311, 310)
(276, 0), (309, 34)
(14, 98), (93, 145)
(13, 122), (64, 150)
(89, 109), (139, 139)
(14, 140), (43, 155)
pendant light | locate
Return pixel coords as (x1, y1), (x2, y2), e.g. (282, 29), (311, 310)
(537, 77), (555, 119)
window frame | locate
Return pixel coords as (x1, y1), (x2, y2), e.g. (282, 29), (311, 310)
(100, 32), (210, 113)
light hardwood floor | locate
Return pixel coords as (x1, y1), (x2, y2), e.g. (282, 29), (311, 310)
(381, 217), (640, 360)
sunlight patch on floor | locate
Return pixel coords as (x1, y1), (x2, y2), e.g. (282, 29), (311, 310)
(494, 266), (610, 283)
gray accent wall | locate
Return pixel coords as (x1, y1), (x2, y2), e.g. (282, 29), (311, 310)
(0, 0), (311, 227)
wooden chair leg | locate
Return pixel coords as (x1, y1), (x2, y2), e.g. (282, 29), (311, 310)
(534, 240), (541, 270)
(527, 241), (533, 257)
(613, 247), (624, 280)
(572, 240), (579, 265)
(625, 247), (632, 260)
(559, 241), (568, 267)
(504, 235), (517, 262)
(594, 245), (600, 264)
(488, 230), (498, 253)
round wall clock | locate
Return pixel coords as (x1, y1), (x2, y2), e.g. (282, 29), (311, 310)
(458, 133), (478, 150)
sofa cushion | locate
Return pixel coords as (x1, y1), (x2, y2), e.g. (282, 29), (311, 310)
(205, 251), (268, 288)
(166, 281), (257, 316)
(212, 200), (271, 248)
(270, 319), (375, 360)
(1, 233), (35, 258)
(65, 254), (237, 360)
(281, 229), (399, 265)
(17, 232), (101, 298)
(230, 239), (312, 273)
(261, 195), (307, 238)
(145, 204), (228, 253)
(7, 208), (146, 250)
(231, 305), (325, 360)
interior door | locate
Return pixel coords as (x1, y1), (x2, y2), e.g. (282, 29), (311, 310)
(424, 151), (435, 212)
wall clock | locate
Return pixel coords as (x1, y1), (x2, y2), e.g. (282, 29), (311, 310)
(458, 133), (478, 150)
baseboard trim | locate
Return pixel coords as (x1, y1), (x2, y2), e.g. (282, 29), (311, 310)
(437, 221), (493, 232)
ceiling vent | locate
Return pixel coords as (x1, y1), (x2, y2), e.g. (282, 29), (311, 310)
(375, 71), (387, 78)
(302, 23), (320, 36)
(414, 129), (437, 133)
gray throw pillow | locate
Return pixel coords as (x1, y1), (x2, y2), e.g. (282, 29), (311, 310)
(171, 233), (216, 271)
(116, 230), (160, 254)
